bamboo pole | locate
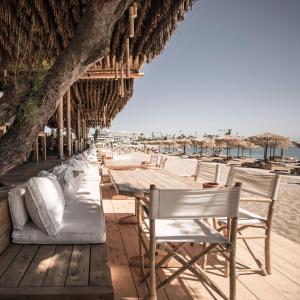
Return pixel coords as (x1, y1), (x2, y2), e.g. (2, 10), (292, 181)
(77, 108), (81, 153)
(57, 99), (64, 159)
(115, 61), (118, 80)
(125, 38), (130, 78)
(66, 89), (72, 156)
(121, 62), (125, 97)
(133, 2), (138, 17)
(129, 6), (135, 38)
(41, 135), (47, 160)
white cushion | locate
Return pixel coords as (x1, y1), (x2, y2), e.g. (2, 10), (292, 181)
(13, 168), (105, 244)
(8, 185), (29, 230)
(37, 170), (57, 180)
(66, 158), (87, 172)
(53, 167), (76, 205)
(25, 177), (65, 236)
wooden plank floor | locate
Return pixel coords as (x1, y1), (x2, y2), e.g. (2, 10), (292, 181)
(102, 185), (300, 300)
(0, 243), (114, 299)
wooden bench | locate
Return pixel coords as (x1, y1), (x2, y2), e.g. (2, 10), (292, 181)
(0, 186), (113, 300)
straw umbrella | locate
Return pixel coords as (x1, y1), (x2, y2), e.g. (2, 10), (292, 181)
(176, 138), (191, 154)
(215, 136), (241, 158)
(202, 138), (216, 154)
(248, 133), (290, 162)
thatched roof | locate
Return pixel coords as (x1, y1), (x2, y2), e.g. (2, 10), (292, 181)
(0, 0), (195, 128)
(248, 133), (290, 147)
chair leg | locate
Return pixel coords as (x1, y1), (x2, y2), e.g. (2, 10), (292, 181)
(223, 228), (229, 278)
(137, 202), (145, 276)
(149, 220), (157, 300)
(229, 218), (237, 300)
(265, 227), (272, 275)
(201, 243), (208, 271)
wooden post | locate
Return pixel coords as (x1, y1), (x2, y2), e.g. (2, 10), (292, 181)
(33, 137), (39, 163)
(121, 63), (125, 97)
(41, 135), (47, 160)
(66, 89), (72, 156)
(125, 38), (130, 78)
(57, 99), (64, 159)
(129, 6), (135, 38)
(77, 108), (81, 153)
(82, 119), (86, 150)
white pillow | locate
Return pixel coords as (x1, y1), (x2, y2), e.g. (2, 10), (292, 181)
(8, 185), (29, 230)
(53, 167), (76, 204)
(66, 158), (86, 172)
(25, 177), (65, 236)
(38, 170), (57, 180)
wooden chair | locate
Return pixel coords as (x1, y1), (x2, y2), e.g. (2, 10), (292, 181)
(217, 166), (281, 276)
(137, 184), (242, 300)
(194, 161), (221, 184)
(157, 156), (167, 169)
(149, 153), (159, 167)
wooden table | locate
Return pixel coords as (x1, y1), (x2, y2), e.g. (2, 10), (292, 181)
(109, 169), (203, 224)
(104, 159), (148, 170)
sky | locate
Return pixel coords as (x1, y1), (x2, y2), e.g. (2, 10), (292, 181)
(110, 0), (300, 140)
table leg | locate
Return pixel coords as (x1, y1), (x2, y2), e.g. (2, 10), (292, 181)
(118, 197), (138, 225)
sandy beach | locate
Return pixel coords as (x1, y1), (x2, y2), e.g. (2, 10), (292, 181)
(219, 166), (300, 244)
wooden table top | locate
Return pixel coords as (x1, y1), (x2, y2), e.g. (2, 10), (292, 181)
(104, 159), (148, 170)
(109, 169), (203, 196)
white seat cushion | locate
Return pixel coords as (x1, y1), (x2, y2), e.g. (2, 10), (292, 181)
(145, 219), (228, 244)
(8, 185), (29, 230)
(13, 171), (105, 244)
(218, 208), (266, 226)
(25, 177), (65, 236)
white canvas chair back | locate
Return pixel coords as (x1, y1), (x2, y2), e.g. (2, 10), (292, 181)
(150, 153), (159, 165)
(226, 166), (280, 200)
(149, 185), (241, 220)
(164, 158), (198, 176)
(194, 162), (221, 183)
(159, 156), (167, 169)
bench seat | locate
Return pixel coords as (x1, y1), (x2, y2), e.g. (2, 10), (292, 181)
(12, 165), (105, 244)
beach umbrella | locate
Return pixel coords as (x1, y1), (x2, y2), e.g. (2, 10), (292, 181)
(248, 133), (290, 162)
(176, 138), (192, 154)
(215, 136), (242, 158)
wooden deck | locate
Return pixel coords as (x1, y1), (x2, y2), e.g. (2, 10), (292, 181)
(102, 185), (300, 300)
(0, 243), (113, 299)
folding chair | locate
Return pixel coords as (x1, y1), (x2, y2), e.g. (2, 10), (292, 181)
(217, 166), (281, 276)
(194, 161), (221, 184)
(149, 153), (159, 167)
(137, 183), (242, 300)
(157, 156), (167, 169)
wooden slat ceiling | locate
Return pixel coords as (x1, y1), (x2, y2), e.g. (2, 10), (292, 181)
(0, 0), (195, 127)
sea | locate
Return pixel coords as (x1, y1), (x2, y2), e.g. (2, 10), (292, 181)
(161, 146), (300, 161)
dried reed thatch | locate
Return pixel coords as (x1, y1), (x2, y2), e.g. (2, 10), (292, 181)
(0, 0), (196, 128)
(248, 132), (290, 161)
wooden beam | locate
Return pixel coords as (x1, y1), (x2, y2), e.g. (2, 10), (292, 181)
(77, 108), (81, 153)
(80, 70), (144, 80)
(41, 136), (47, 160)
(57, 99), (64, 159)
(66, 89), (72, 156)
(125, 38), (130, 78)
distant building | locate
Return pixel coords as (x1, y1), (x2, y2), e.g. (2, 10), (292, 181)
(97, 129), (144, 142)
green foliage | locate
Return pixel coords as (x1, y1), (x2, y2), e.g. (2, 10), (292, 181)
(17, 71), (46, 123)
